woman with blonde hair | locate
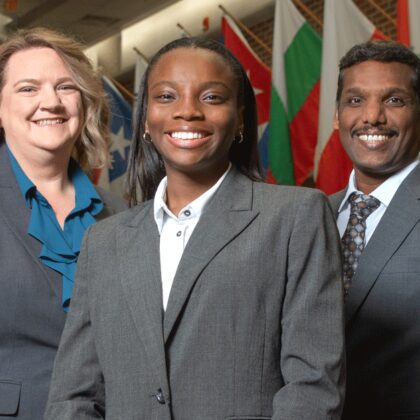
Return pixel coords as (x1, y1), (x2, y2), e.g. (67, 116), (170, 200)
(0, 27), (125, 420)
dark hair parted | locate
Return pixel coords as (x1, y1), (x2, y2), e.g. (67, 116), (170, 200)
(336, 40), (420, 103)
(126, 36), (262, 206)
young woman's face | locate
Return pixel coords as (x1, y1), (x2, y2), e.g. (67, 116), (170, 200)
(146, 47), (242, 180)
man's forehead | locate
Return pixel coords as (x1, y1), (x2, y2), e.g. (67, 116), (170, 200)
(342, 60), (415, 89)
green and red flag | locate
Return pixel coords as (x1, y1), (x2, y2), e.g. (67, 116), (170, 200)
(268, 0), (321, 185)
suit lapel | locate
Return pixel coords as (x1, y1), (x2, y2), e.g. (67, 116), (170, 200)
(329, 189), (346, 215)
(0, 144), (62, 300)
(346, 165), (420, 323)
(163, 170), (259, 342)
(117, 205), (169, 394)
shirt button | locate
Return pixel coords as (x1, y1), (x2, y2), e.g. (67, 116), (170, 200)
(155, 389), (165, 404)
(184, 209), (191, 217)
(176, 231), (182, 237)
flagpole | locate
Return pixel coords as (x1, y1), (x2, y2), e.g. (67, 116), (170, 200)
(176, 22), (192, 37)
(292, 0), (322, 28)
(105, 73), (135, 102)
(133, 47), (149, 63)
(365, 0), (395, 27)
(218, 4), (272, 55)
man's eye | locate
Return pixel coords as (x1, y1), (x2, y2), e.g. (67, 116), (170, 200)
(348, 97), (362, 105)
(386, 97), (404, 106)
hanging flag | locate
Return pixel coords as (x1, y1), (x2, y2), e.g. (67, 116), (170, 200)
(93, 76), (133, 197)
(397, 0), (420, 53)
(221, 14), (271, 175)
(314, 0), (386, 195)
(269, 0), (321, 185)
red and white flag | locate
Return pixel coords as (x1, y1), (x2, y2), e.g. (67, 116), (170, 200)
(221, 15), (272, 175)
(397, 0), (420, 53)
(315, 0), (386, 195)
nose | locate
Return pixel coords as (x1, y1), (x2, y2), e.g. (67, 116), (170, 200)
(362, 98), (386, 125)
(39, 86), (62, 110)
(173, 96), (204, 121)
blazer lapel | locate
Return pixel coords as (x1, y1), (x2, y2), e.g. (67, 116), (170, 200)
(346, 165), (420, 323)
(117, 205), (170, 394)
(163, 170), (259, 342)
(0, 144), (62, 300)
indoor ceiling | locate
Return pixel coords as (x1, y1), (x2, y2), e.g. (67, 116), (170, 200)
(3, 0), (179, 45)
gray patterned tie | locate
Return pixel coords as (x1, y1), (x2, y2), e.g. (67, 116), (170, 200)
(341, 192), (380, 293)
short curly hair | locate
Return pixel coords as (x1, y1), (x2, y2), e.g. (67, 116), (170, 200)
(336, 40), (420, 103)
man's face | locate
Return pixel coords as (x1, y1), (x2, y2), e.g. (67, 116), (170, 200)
(335, 60), (420, 187)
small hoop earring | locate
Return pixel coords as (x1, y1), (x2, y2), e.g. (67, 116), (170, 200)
(235, 131), (244, 144)
(143, 131), (152, 144)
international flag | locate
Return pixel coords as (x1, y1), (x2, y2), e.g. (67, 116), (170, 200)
(221, 14), (272, 175)
(397, 0), (420, 53)
(268, 0), (321, 185)
(314, 0), (386, 195)
(93, 76), (133, 196)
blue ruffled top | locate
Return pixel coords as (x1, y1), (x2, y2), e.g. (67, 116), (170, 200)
(7, 147), (103, 312)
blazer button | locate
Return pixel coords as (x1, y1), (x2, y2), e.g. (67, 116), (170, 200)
(155, 389), (165, 404)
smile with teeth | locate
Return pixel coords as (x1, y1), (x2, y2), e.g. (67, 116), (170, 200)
(169, 131), (208, 140)
(34, 119), (65, 126)
(358, 134), (390, 142)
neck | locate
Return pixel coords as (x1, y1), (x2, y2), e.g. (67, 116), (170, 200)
(165, 164), (229, 216)
(8, 144), (72, 192)
(354, 170), (388, 195)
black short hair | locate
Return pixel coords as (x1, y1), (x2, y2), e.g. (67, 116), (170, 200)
(336, 41), (420, 103)
(126, 37), (262, 205)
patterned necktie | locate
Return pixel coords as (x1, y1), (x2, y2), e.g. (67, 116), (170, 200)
(341, 192), (380, 293)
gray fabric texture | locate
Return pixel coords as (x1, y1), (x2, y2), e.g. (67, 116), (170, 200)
(45, 168), (345, 420)
(330, 164), (420, 419)
(0, 142), (126, 420)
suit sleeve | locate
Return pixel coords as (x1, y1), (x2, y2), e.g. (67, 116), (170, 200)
(272, 191), (345, 420)
(44, 228), (105, 420)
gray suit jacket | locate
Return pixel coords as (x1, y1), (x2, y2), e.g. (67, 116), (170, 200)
(330, 164), (420, 420)
(45, 168), (345, 420)
(0, 143), (126, 420)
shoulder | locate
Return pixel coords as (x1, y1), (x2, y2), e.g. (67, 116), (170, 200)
(328, 188), (347, 213)
(252, 180), (329, 209)
(89, 199), (152, 240)
(95, 187), (128, 216)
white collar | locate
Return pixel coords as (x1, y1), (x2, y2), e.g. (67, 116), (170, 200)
(339, 160), (419, 212)
(153, 163), (232, 234)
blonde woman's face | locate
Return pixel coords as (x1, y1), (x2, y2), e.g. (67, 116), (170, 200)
(0, 47), (83, 161)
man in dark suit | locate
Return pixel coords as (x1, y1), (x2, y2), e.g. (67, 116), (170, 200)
(330, 41), (420, 420)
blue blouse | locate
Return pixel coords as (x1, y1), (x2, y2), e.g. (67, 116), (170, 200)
(7, 147), (103, 312)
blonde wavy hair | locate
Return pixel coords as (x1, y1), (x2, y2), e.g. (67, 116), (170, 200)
(0, 27), (110, 171)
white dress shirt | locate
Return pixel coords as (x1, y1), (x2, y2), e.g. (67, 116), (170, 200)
(153, 164), (231, 310)
(337, 160), (419, 243)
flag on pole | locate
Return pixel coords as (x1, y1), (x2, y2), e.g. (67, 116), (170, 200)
(94, 76), (133, 197)
(269, 0), (321, 185)
(314, 0), (386, 195)
(221, 15), (272, 175)
(397, 0), (420, 53)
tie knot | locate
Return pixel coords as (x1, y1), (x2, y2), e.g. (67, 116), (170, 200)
(349, 192), (380, 219)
